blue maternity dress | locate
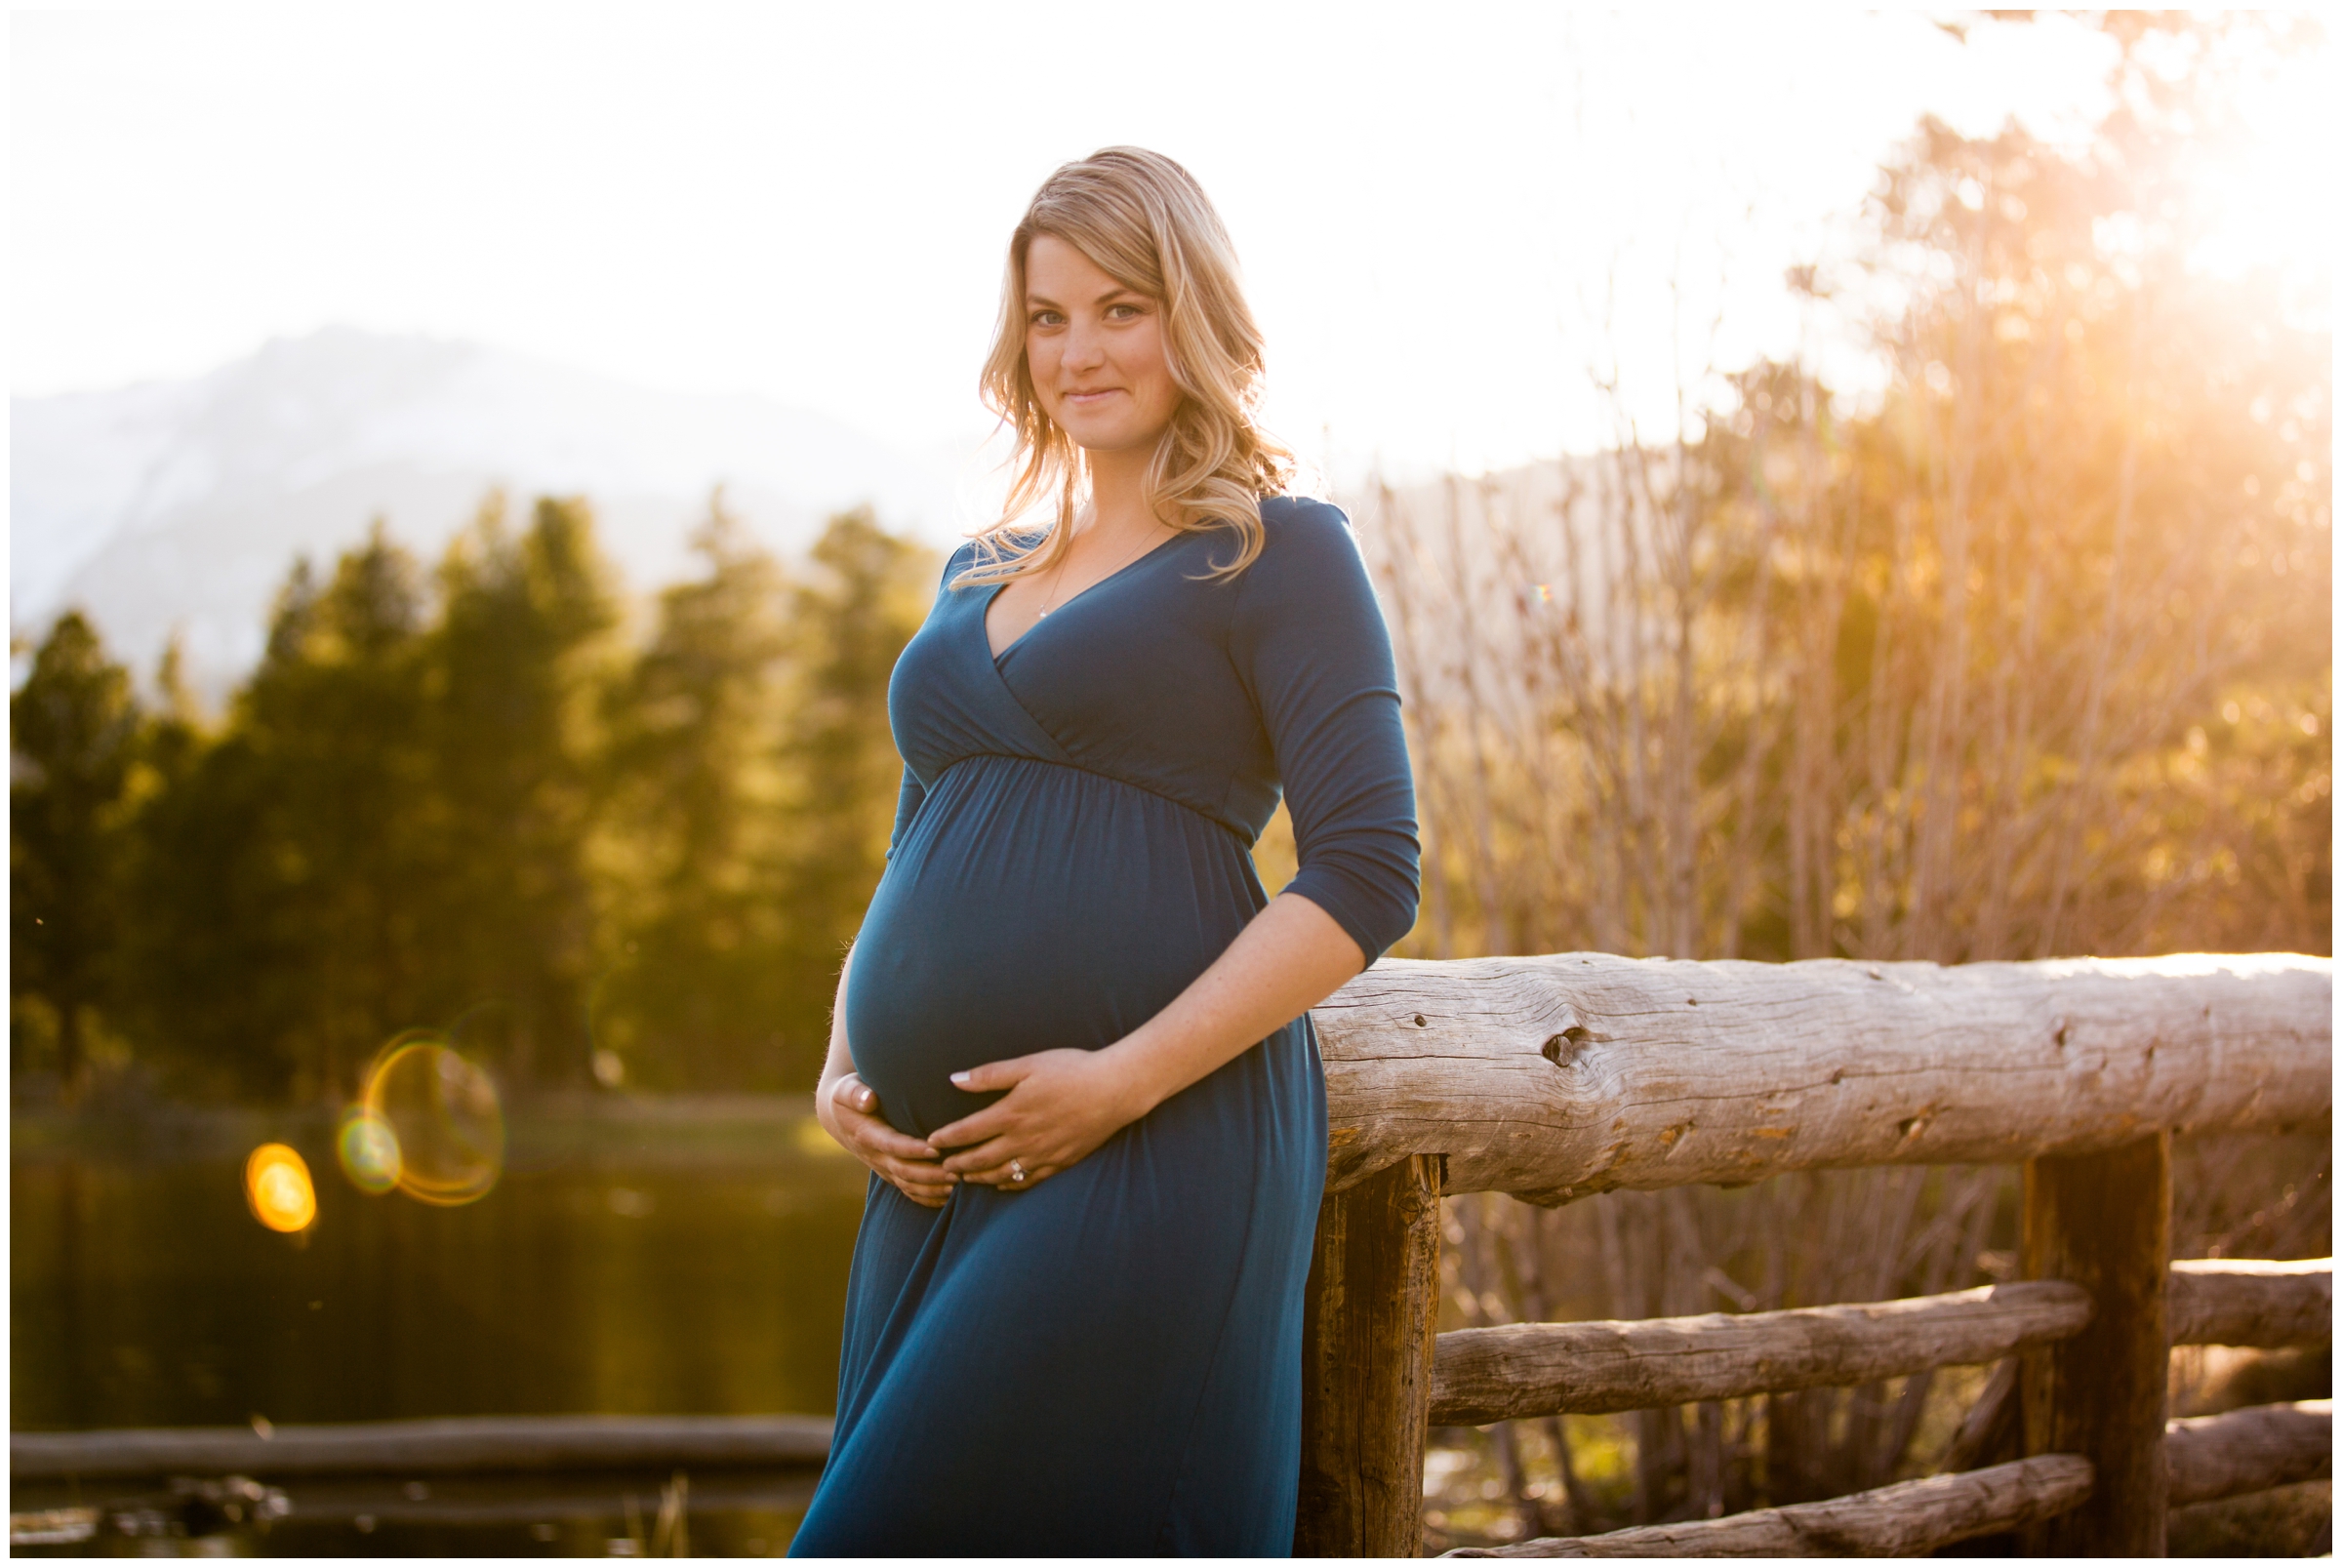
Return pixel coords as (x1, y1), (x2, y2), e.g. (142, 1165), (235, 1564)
(788, 496), (1419, 1556)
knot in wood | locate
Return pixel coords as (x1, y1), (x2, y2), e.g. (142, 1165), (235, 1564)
(1542, 1025), (1595, 1067)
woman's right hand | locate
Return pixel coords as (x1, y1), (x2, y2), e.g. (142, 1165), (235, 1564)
(820, 1072), (955, 1208)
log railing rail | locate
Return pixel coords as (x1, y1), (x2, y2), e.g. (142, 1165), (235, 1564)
(2164, 1400), (2333, 1508)
(11, 1415), (833, 1481)
(1296, 951), (2331, 1557)
(2167, 1258), (2333, 1348)
(1445, 1455), (2095, 1559)
(1430, 1280), (2092, 1426)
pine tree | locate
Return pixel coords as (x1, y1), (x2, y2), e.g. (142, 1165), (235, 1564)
(767, 507), (935, 1085)
(11, 613), (141, 1095)
(116, 531), (438, 1100)
(597, 494), (796, 1089)
(424, 495), (620, 1093)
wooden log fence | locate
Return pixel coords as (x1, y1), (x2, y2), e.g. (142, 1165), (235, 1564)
(1297, 950), (2331, 1556)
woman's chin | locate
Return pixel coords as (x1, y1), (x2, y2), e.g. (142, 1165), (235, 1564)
(1068, 423), (1166, 458)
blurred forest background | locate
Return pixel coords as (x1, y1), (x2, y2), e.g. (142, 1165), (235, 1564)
(9, 11), (2330, 1545)
(13, 501), (930, 1102)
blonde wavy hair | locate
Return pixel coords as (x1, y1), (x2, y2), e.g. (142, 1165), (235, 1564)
(956, 146), (1295, 586)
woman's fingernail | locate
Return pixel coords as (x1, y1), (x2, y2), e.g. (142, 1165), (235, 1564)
(949, 1071), (970, 1086)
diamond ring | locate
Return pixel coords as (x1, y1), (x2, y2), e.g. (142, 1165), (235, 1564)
(1007, 1160), (1029, 1184)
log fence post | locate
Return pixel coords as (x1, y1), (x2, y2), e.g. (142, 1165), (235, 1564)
(2019, 1131), (2171, 1555)
(1295, 1154), (1443, 1556)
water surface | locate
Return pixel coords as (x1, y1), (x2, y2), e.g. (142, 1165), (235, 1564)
(12, 1097), (868, 1555)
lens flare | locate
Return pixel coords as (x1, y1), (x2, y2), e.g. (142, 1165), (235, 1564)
(362, 1033), (505, 1206)
(244, 1144), (317, 1233)
(336, 1107), (403, 1194)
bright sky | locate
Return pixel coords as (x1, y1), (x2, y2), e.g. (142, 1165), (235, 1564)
(10, 8), (2325, 479)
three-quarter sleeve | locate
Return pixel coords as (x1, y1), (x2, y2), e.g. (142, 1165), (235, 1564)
(1230, 500), (1421, 963)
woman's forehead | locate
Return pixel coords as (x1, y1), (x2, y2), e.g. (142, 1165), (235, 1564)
(1026, 234), (1141, 302)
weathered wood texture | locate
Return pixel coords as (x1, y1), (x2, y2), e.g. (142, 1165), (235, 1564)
(2165, 1400), (2333, 1506)
(2020, 1134), (2170, 1555)
(1296, 1153), (1442, 1557)
(9, 1414), (831, 1480)
(2169, 1258), (2332, 1347)
(1312, 953), (2328, 1200)
(1442, 1454), (2093, 1558)
(198, 1469), (819, 1530)
(1430, 1281), (2090, 1426)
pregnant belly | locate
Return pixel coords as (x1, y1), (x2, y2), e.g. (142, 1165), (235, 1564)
(844, 755), (1267, 1140)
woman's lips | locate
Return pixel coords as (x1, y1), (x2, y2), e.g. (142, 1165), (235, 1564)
(1063, 388), (1122, 405)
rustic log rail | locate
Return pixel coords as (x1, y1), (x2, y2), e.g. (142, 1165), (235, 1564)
(2167, 1258), (2333, 1348)
(11, 1415), (831, 1480)
(1446, 1454), (2096, 1559)
(1430, 1280), (2093, 1426)
(2164, 1400), (2334, 1508)
(1430, 1263), (2334, 1430)
(1297, 951), (2331, 1556)
(1312, 953), (2329, 1202)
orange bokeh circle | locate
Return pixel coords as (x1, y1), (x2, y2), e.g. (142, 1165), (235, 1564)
(244, 1143), (317, 1233)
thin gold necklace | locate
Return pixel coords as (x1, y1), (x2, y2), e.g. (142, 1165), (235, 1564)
(1035, 520), (1163, 618)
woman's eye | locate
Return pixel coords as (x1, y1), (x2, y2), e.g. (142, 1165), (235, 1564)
(1030, 310), (1063, 328)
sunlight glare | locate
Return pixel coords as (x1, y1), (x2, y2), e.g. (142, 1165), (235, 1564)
(2181, 36), (2335, 291)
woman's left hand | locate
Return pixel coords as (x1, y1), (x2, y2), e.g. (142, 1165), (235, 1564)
(929, 1048), (1151, 1190)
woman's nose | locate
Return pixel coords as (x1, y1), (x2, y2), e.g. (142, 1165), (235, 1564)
(1062, 321), (1107, 371)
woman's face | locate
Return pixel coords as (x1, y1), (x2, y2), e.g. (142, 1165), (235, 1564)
(1023, 233), (1180, 456)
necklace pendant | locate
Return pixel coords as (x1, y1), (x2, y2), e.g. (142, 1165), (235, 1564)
(1036, 607), (1049, 618)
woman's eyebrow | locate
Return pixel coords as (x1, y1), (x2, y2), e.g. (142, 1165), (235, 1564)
(1024, 286), (1146, 310)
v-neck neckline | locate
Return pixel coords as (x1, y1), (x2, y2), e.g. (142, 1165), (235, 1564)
(983, 530), (1185, 665)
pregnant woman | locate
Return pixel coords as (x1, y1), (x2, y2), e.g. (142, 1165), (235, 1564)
(790, 146), (1418, 1555)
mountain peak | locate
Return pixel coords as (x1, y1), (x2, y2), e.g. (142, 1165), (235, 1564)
(12, 329), (962, 692)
